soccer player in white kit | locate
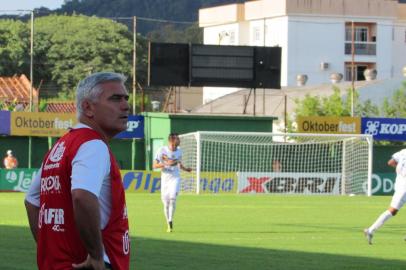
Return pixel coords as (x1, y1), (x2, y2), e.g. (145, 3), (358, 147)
(153, 133), (192, 232)
(364, 149), (406, 244)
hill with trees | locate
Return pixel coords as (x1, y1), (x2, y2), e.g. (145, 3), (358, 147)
(59, 0), (246, 25)
(57, 0), (248, 37)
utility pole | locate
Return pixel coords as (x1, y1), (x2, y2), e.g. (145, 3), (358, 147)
(351, 21), (355, 117)
(29, 10), (34, 113)
(284, 94), (287, 134)
(28, 10), (34, 169)
(132, 16), (137, 114)
(131, 16), (137, 171)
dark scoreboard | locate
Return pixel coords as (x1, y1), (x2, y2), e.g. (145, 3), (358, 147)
(149, 43), (281, 89)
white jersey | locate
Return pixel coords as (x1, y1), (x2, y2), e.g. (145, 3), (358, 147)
(155, 146), (183, 200)
(155, 146), (183, 179)
(393, 149), (406, 191)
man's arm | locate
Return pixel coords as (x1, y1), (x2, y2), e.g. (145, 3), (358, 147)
(24, 200), (39, 242)
(179, 163), (192, 172)
(71, 189), (105, 269)
(70, 139), (110, 270)
(153, 159), (166, 169)
(25, 167), (42, 242)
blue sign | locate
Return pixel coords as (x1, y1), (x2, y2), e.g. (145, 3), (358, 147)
(0, 111), (10, 135)
(362, 117), (406, 141)
(115, 115), (144, 139)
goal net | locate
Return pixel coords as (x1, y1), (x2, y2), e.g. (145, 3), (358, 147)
(179, 131), (373, 196)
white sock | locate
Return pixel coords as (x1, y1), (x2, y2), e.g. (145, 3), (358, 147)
(369, 210), (393, 234)
(163, 199), (170, 223)
(168, 198), (177, 223)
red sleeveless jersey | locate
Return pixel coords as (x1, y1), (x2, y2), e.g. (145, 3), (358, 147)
(37, 128), (130, 270)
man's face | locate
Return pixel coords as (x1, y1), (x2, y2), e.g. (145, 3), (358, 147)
(168, 136), (180, 150)
(88, 81), (130, 138)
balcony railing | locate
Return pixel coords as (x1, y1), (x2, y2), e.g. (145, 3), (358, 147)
(345, 42), (376, 56)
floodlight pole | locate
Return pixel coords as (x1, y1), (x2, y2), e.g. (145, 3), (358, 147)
(132, 16), (137, 114)
(131, 16), (137, 171)
(29, 10), (34, 112)
(28, 10), (34, 169)
(284, 94), (288, 133)
(351, 20), (355, 117)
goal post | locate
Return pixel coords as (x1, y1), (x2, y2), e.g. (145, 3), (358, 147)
(179, 131), (373, 196)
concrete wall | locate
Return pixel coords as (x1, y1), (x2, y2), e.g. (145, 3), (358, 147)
(199, 0), (406, 98)
(376, 21), (394, 80)
(265, 17), (289, 86)
(392, 21), (406, 78)
(199, 3), (244, 27)
(287, 16), (344, 86)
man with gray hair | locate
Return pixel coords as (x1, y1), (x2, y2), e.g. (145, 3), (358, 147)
(25, 72), (131, 270)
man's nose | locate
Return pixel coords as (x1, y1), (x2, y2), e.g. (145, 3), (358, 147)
(122, 99), (130, 111)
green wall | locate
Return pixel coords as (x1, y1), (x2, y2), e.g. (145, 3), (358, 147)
(0, 136), (51, 168)
(373, 145), (404, 173)
(0, 136), (145, 170)
(109, 139), (145, 170)
(171, 115), (275, 133)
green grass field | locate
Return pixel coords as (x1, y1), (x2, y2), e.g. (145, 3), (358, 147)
(1, 193), (406, 269)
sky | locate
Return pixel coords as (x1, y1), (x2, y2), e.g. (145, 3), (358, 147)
(1, 0), (64, 12)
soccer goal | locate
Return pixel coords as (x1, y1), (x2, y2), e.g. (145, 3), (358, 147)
(179, 131), (373, 196)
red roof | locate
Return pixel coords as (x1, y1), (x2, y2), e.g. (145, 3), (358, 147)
(45, 102), (76, 113)
(0, 74), (38, 102)
(0, 75), (76, 113)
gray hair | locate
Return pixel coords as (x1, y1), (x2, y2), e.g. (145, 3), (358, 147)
(76, 72), (127, 117)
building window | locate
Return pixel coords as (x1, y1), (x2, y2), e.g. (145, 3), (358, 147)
(345, 27), (368, 42)
(252, 26), (261, 42)
(345, 65), (369, 81)
(356, 28), (368, 42)
(345, 66), (353, 81)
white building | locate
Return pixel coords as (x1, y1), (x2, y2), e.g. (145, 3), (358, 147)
(199, 0), (406, 103)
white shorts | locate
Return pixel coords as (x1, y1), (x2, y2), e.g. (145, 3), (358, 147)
(161, 174), (180, 201)
(390, 188), (406, 210)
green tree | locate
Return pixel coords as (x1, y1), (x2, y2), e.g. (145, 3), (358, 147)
(381, 81), (406, 118)
(147, 23), (202, 43)
(0, 15), (151, 100)
(59, 0), (245, 34)
(301, 87), (378, 117)
(0, 19), (30, 76)
(289, 87), (379, 132)
(34, 15), (133, 94)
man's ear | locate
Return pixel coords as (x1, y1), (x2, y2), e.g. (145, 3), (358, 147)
(82, 100), (95, 118)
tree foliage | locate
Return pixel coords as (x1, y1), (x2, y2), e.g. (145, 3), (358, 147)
(0, 20), (30, 76)
(0, 15), (149, 105)
(57, 0), (240, 43)
(381, 81), (406, 118)
(147, 23), (202, 43)
(59, 0), (245, 34)
(34, 15), (133, 93)
(289, 87), (379, 132)
(294, 86), (379, 118)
